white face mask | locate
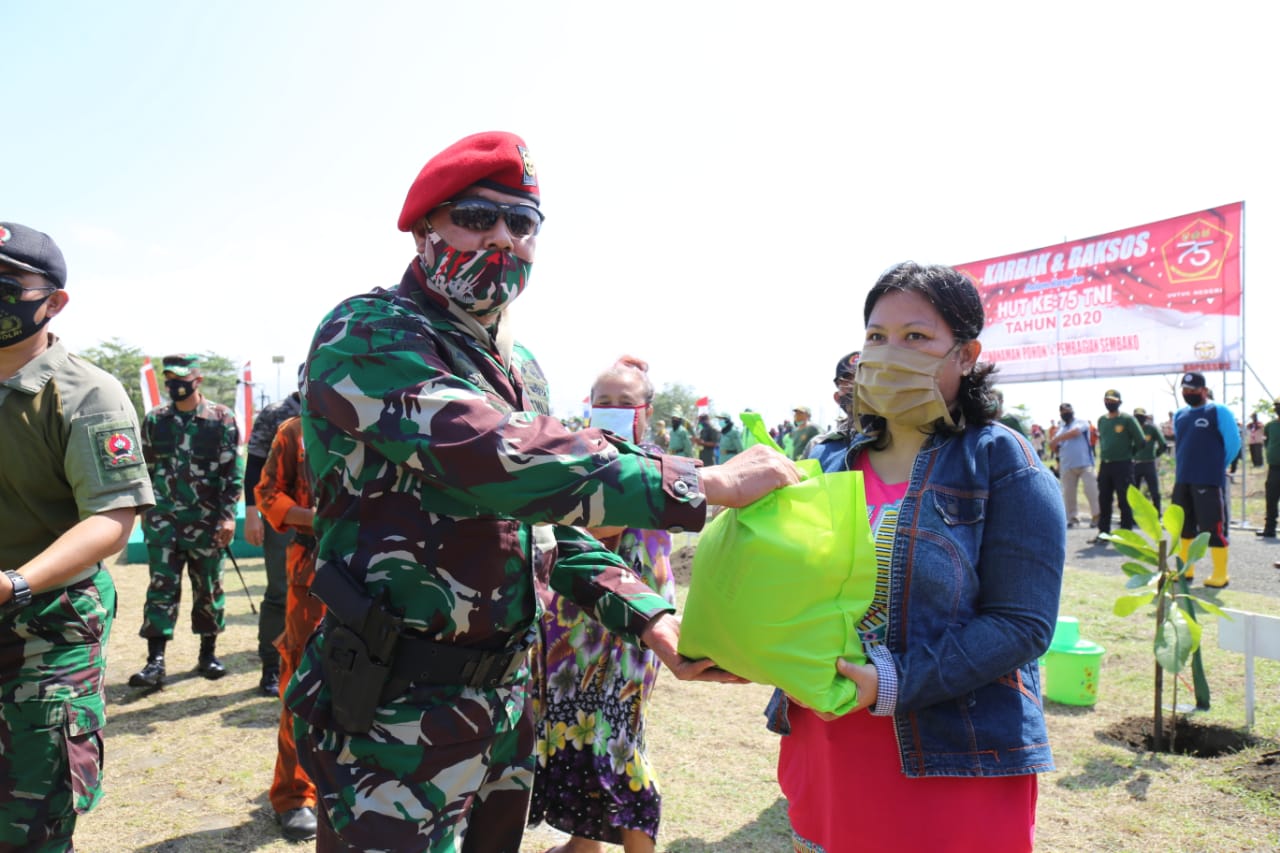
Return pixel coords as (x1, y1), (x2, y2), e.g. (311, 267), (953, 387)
(589, 405), (645, 443)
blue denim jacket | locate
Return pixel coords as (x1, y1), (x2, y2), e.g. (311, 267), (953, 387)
(765, 422), (1065, 778)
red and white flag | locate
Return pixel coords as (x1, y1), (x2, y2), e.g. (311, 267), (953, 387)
(694, 395), (710, 414)
(235, 361), (254, 445)
(139, 357), (162, 413)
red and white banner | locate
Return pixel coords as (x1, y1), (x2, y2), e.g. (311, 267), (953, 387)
(954, 202), (1243, 382)
(235, 361), (254, 445)
(139, 357), (162, 413)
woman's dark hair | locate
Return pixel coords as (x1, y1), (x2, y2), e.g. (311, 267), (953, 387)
(861, 261), (999, 436)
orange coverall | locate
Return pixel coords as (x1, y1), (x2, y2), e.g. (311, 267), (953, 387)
(253, 416), (325, 814)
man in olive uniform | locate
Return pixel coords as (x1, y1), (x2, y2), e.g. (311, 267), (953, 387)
(1091, 389), (1146, 544)
(718, 413), (744, 462)
(789, 405), (819, 460)
(695, 411), (720, 465)
(242, 366), (303, 696)
(0, 221), (155, 850)
(667, 412), (694, 458)
(287, 131), (797, 852)
(130, 354), (241, 687)
(1132, 407), (1168, 516)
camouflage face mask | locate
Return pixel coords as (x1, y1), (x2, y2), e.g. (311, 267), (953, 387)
(420, 228), (531, 324)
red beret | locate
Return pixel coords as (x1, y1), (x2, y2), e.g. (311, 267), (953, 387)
(397, 131), (540, 232)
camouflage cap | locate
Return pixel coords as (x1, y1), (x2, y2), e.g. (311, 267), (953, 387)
(161, 354), (201, 377)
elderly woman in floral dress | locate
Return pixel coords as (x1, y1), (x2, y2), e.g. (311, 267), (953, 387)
(529, 356), (674, 853)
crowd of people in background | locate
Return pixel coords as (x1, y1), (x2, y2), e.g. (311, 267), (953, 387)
(6, 130), (1278, 853)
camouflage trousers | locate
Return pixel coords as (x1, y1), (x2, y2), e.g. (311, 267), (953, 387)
(0, 569), (115, 853)
(296, 688), (537, 853)
(140, 543), (226, 637)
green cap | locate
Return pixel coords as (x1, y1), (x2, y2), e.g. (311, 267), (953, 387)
(161, 354), (201, 377)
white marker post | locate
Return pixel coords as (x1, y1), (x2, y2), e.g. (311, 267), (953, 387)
(1217, 609), (1280, 729)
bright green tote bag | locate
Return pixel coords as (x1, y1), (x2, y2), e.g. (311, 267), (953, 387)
(677, 416), (876, 714)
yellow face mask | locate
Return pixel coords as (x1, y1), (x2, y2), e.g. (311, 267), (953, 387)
(853, 343), (958, 428)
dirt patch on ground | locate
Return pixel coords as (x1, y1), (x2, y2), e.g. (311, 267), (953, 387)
(671, 544), (696, 585)
(1100, 715), (1278, 799)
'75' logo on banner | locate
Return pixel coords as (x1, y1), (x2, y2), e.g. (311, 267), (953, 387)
(1160, 217), (1235, 285)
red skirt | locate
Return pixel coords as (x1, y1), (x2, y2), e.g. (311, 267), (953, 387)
(778, 706), (1037, 853)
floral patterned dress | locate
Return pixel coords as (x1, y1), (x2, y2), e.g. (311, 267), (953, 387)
(528, 526), (675, 843)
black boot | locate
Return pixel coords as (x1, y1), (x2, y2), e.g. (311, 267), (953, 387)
(197, 634), (227, 680)
(129, 637), (167, 688)
(259, 663), (281, 697)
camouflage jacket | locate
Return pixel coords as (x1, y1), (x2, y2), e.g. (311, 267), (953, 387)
(244, 392), (302, 508)
(141, 397), (241, 546)
(247, 392), (302, 460)
(300, 266), (708, 652)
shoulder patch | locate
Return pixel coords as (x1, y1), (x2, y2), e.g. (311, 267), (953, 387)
(91, 421), (145, 479)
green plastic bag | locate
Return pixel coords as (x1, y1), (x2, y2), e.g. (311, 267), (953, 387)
(677, 419), (876, 714)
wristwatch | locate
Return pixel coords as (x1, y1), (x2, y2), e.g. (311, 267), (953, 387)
(2, 570), (32, 614)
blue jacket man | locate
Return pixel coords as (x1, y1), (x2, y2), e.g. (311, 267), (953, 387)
(1172, 372), (1241, 588)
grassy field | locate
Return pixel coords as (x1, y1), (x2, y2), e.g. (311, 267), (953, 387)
(77, 546), (1279, 852)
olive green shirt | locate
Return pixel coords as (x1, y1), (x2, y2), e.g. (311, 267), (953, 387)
(1096, 411), (1146, 462)
(1134, 421), (1167, 462)
(1265, 419), (1280, 466)
(0, 336), (155, 570)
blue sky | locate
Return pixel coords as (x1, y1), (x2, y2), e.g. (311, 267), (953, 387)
(8, 1), (1276, 429)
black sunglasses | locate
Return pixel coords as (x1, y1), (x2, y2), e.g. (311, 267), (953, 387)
(434, 197), (545, 238)
(0, 275), (57, 305)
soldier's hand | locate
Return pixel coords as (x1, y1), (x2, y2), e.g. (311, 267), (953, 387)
(700, 444), (801, 508)
(243, 511), (264, 547)
(640, 613), (746, 684)
(214, 518), (236, 549)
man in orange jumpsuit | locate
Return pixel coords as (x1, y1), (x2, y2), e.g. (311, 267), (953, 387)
(254, 415), (324, 841)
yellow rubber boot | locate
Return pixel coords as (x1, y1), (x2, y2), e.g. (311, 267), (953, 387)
(1204, 546), (1229, 588)
(1180, 539), (1194, 579)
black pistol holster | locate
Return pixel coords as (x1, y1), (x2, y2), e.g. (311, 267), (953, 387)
(310, 563), (402, 735)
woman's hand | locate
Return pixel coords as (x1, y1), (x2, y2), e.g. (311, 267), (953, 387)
(639, 613), (747, 683)
(837, 657), (879, 711)
(788, 657), (880, 720)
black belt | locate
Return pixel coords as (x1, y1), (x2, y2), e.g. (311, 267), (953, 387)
(321, 615), (533, 698)
(388, 629), (532, 693)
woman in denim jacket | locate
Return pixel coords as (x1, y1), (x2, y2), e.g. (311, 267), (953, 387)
(767, 262), (1065, 853)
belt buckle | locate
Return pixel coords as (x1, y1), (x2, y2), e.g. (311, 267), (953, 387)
(466, 649), (526, 689)
(497, 648), (527, 685)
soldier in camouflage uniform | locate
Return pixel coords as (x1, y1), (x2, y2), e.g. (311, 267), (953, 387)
(0, 221), (155, 851)
(129, 353), (241, 688)
(242, 367), (303, 696)
(287, 131), (799, 853)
